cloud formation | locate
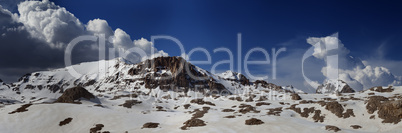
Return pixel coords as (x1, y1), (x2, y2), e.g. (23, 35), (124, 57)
(18, 0), (85, 49)
(307, 35), (402, 91)
(0, 0), (167, 82)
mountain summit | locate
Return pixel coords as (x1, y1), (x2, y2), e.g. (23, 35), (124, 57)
(316, 79), (355, 94)
(0, 56), (300, 103)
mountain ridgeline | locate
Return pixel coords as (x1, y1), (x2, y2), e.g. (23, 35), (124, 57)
(0, 56), (307, 101)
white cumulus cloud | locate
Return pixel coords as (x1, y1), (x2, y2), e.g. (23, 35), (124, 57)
(0, 0), (169, 82)
(17, 0), (85, 49)
(307, 35), (402, 91)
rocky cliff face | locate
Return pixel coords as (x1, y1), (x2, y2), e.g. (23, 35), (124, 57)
(126, 57), (227, 92)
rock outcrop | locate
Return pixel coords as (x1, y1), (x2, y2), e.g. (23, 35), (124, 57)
(127, 57), (227, 92)
(254, 80), (283, 91)
(55, 87), (96, 103)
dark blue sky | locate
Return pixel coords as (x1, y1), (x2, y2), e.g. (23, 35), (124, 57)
(52, 0), (402, 59)
(50, 0), (402, 86)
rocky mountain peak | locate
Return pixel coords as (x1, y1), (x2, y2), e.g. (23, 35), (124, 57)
(316, 79), (355, 94)
(217, 70), (250, 85)
(126, 56), (227, 92)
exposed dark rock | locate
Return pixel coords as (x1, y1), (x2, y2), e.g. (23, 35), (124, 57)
(325, 125), (341, 132)
(238, 104), (260, 114)
(312, 110), (325, 122)
(134, 57), (228, 93)
(369, 86), (393, 92)
(192, 109), (208, 119)
(94, 104), (103, 107)
(48, 84), (61, 93)
(190, 99), (215, 106)
(110, 94), (138, 100)
(119, 100), (142, 108)
(59, 117), (73, 126)
(343, 109), (355, 118)
(245, 95), (255, 102)
(37, 85), (43, 90)
(340, 84), (355, 93)
(267, 107), (282, 116)
(291, 93), (301, 100)
(18, 73), (31, 83)
(183, 104), (191, 109)
(366, 96), (388, 114)
(34, 73), (40, 77)
(128, 67), (141, 76)
(324, 101), (344, 118)
(224, 115), (236, 118)
(256, 102), (271, 106)
(287, 105), (315, 118)
(299, 100), (315, 104)
(181, 119), (206, 130)
(287, 104), (325, 121)
(238, 74), (250, 85)
(55, 87), (95, 103)
(142, 122), (159, 129)
(25, 85), (35, 90)
(90, 124), (104, 133)
(316, 101), (355, 118)
(254, 80), (283, 91)
(245, 118), (264, 125)
(350, 125), (362, 129)
(222, 109), (235, 112)
(8, 104), (32, 114)
(229, 96), (243, 101)
(156, 106), (166, 111)
(340, 97), (362, 102)
(377, 100), (402, 124)
(83, 80), (96, 86)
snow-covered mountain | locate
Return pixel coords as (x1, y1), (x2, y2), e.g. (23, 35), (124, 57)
(316, 79), (355, 94)
(0, 56), (300, 103)
(0, 57), (401, 133)
(216, 70), (250, 84)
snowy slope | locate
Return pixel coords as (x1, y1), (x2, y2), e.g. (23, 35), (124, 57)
(1, 57), (401, 133)
(0, 86), (401, 132)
